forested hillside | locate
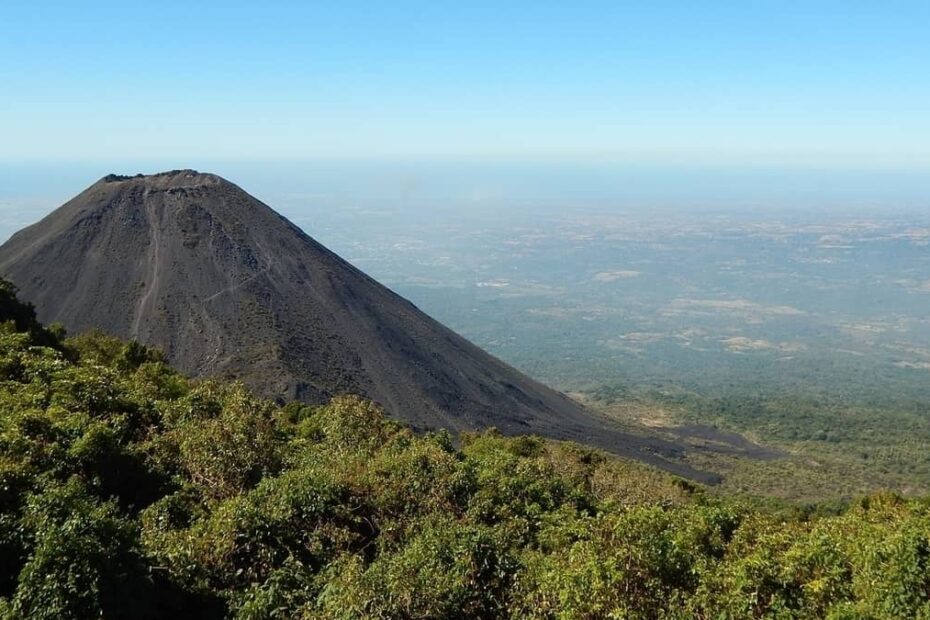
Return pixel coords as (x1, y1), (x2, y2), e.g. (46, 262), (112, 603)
(2, 279), (930, 619)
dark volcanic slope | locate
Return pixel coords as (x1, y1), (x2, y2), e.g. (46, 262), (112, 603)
(0, 170), (719, 482)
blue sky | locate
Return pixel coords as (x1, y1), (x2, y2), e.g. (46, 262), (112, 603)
(2, 1), (929, 167)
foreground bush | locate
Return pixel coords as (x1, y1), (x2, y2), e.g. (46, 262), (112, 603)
(1, 279), (930, 619)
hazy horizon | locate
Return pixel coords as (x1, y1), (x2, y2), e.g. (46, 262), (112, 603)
(2, 161), (929, 243)
(6, 2), (928, 234)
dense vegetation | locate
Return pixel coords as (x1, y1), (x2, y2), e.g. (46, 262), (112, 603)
(2, 280), (930, 619)
(588, 382), (930, 500)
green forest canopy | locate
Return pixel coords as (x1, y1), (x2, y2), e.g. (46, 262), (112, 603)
(1, 279), (930, 619)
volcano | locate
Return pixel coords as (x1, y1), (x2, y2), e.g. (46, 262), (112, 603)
(0, 170), (718, 481)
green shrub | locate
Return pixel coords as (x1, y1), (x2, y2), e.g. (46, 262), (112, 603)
(0, 278), (929, 618)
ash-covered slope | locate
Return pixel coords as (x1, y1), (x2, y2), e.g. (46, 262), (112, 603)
(0, 170), (718, 481)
